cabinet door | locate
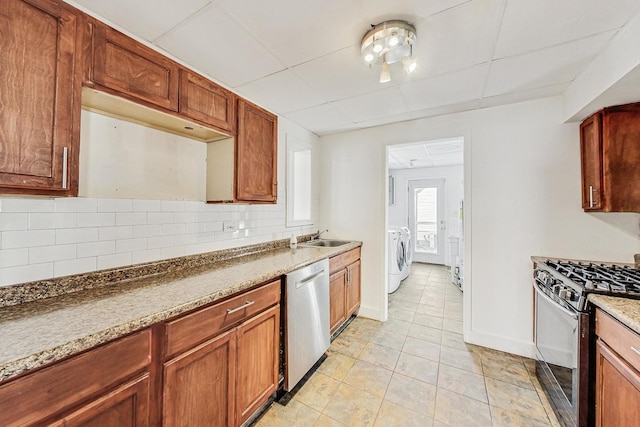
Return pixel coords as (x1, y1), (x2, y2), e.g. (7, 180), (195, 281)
(236, 99), (277, 202)
(0, 0), (79, 195)
(595, 340), (640, 427)
(51, 374), (150, 427)
(163, 329), (236, 427)
(179, 70), (235, 133)
(580, 112), (603, 210)
(329, 270), (347, 334)
(89, 23), (179, 111)
(236, 305), (280, 425)
(346, 260), (361, 318)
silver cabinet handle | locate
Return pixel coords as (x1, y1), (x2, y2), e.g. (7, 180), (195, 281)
(631, 346), (640, 356)
(226, 300), (255, 314)
(62, 147), (68, 190)
(589, 185), (594, 208)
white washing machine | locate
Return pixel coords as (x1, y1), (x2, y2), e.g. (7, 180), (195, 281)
(400, 226), (412, 280)
(388, 228), (406, 293)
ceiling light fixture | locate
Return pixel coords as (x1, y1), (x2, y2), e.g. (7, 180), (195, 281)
(361, 20), (417, 83)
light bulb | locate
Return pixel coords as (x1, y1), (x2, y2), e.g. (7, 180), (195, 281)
(402, 56), (417, 73)
(388, 36), (399, 47)
(364, 53), (375, 62)
(373, 43), (383, 53)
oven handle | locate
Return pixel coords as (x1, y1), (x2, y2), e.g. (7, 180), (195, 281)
(533, 281), (578, 320)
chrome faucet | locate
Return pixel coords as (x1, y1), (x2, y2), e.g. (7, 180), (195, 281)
(311, 229), (328, 241)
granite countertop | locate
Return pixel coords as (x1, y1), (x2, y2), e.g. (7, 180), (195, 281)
(588, 294), (640, 335)
(0, 242), (361, 382)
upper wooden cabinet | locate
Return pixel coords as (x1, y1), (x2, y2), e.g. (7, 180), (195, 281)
(0, 0), (80, 196)
(236, 99), (278, 203)
(179, 70), (236, 133)
(580, 102), (640, 212)
(85, 20), (179, 111)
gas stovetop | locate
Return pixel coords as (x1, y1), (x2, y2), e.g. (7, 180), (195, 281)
(534, 259), (640, 312)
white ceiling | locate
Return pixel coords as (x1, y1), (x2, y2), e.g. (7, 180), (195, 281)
(68, 0), (640, 136)
(388, 138), (464, 170)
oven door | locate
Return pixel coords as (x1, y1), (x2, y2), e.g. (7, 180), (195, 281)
(534, 281), (581, 427)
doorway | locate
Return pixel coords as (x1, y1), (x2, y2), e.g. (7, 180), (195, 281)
(408, 178), (445, 264)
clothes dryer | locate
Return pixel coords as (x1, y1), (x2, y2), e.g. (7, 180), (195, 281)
(400, 227), (412, 280)
(388, 228), (405, 293)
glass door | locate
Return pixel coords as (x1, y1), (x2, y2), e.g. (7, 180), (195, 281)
(408, 179), (445, 264)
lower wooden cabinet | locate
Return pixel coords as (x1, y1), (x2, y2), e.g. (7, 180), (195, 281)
(329, 248), (362, 335)
(51, 374), (150, 427)
(595, 309), (640, 427)
(163, 329), (236, 427)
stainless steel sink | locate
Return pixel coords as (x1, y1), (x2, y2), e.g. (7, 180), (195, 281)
(299, 239), (351, 248)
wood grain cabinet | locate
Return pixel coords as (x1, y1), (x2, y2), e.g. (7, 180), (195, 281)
(85, 20), (179, 111)
(329, 248), (362, 335)
(162, 279), (280, 426)
(595, 309), (640, 427)
(236, 99), (278, 203)
(0, 0), (81, 196)
(179, 70), (236, 133)
(580, 102), (640, 212)
(0, 329), (152, 427)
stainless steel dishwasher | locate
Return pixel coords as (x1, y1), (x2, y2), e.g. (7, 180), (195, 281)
(284, 258), (330, 391)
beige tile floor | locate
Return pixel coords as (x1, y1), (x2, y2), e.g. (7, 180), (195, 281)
(256, 263), (561, 427)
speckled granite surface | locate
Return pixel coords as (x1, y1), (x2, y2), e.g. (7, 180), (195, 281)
(588, 294), (640, 335)
(0, 241), (361, 382)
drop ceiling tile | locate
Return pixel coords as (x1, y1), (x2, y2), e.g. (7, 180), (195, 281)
(484, 31), (615, 97)
(155, 4), (285, 88)
(235, 70), (327, 114)
(333, 87), (409, 123)
(217, 0), (365, 67)
(70, 0), (211, 41)
(480, 83), (568, 108)
(400, 64), (488, 111)
(410, 99), (481, 120)
(284, 103), (354, 134)
(411, 0), (503, 77)
(355, 0), (471, 24)
(494, 0), (640, 58)
(292, 46), (390, 101)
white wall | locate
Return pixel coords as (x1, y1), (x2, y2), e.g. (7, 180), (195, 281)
(318, 95), (640, 357)
(389, 164), (464, 266)
(0, 115), (319, 287)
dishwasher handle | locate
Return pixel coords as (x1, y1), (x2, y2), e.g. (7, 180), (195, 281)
(296, 270), (326, 289)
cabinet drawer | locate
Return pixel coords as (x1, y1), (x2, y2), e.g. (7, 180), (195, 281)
(330, 247), (361, 274)
(165, 279), (281, 359)
(596, 308), (640, 372)
(0, 329), (151, 427)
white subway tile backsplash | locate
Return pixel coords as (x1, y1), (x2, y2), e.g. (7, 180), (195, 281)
(131, 249), (162, 265)
(162, 223), (186, 236)
(29, 244), (77, 264)
(116, 238), (146, 253)
(98, 198), (132, 212)
(54, 257), (96, 278)
(172, 234), (197, 246)
(147, 236), (173, 249)
(0, 263), (53, 286)
(0, 248), (28, 268)
(116, 212), (147, 226)
(54, 197), (97, 213)
(173, 212), (198, 223)
(77, 213), (116, 228)
(133, 224), (162, 238)
(161, 246), (185, 259)
(132, 199), (162, 212)
(99, 226), (133, 241)
(0, 213), (29, 231)
(0, 198), (54, 213)
(148, 212), (173, 224)
(161, 200), (187, 212)
(29, 213), (76, 230)
(56, 228), (98, 245)
(77, 241), (115, 257)
(97, 253), (131, 270)
(2, 230), (56, 249)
